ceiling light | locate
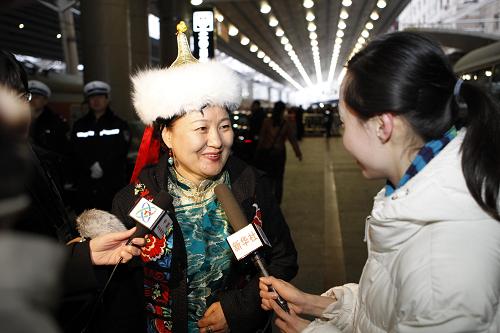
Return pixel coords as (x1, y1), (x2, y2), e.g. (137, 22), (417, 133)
(370, 11), (379, 20)
(260, 1), (271, 14)
(216, 14), (224, 22)
(312, 45), (319, 51)
(281, 36), (289, 44)
(250, 44), (258, 52)
(342, 0), (352, 6)
(306, 12), (315, 21)
(485, 70), (492, 77)
(338, 20), (346, 29)
(361, 30), (369, 38)
(275, 27), (284, 36)
(377, 0), (387, 9)
(309, 32), (318, 39)
(257, 51), (265, 58)
(311, 39), (318, 46)
(191, 0), (203, 5)
(366, 22), (374, 30)
(307, 22), (317, 31)
(19, 23), (24, 29)
(263, 56), (271, 63)
(336, 30), (344, 38)
(285, 44), (293, 51)
(340, 9), (349, 19)
(228, 25), (239, 36)
(56, 33), (62, 38)
(358, 36), (366, 44)
(269, 16), (279, 27)
(240, 36), (250, 45)
(303, 0), (314, 9)
(335, 37), (343, 44)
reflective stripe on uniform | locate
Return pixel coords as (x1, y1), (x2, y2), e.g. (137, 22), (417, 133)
(76, 131), (95, 138)
(99, 129), (120, 136)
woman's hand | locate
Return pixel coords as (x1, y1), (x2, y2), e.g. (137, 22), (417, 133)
(89, 227), (146, 265)
(270, 299), (311, 333)
(259, 276), (306, 314)
(197, 302), (229, 333)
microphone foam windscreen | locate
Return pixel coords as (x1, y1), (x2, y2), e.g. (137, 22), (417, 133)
(214, 184), (248, 232)
(76, 209), (126, 238)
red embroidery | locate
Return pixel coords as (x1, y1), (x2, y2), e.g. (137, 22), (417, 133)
(141, 234), (167, 262)
(252, 203), (263, 227)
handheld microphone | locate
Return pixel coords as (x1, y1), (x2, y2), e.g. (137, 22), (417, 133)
(127, 191), (174, 245)
(80, 191), (173, 333)
(214, 184), (290, 313)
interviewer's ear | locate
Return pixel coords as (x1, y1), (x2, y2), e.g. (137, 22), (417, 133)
(374, 113), (394, 143)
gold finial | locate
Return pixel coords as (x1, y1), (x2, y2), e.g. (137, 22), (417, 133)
(177, 21), (188, 34)
(170, 21), (198, 68)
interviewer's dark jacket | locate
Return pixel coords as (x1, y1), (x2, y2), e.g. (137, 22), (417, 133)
(60, 155), (298, 333)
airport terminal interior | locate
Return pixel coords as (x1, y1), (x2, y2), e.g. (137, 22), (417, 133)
(1, 0), (500, 332)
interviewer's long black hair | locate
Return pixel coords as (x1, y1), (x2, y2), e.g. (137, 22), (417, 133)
(343, 31), (500, 220)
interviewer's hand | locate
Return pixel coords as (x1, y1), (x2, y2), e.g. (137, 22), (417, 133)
(89, 227), (145, 265)
(197, 302), (229, 333)
(259, 276), (306, 314)
(270, 299), (310, 333)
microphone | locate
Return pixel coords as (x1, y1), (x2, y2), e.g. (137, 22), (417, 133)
(127, 191), (174, 244)
(80, 191), (174, 333)
(214, 184), (290, 313)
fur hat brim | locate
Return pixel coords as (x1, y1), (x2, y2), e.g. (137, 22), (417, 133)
(132, 61), (242, 125)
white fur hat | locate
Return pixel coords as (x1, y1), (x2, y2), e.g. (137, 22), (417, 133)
(131, 22), (242, 125)
(132, 62), (242, 125)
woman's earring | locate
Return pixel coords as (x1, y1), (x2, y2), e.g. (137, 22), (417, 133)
(168, 149), (174, 166)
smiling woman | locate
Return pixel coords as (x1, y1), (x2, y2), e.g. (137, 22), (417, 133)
(61, 22), (298, 333)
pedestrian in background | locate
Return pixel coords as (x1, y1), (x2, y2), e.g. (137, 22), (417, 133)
(254, 101), (302, 204)
(71, 81), (130, 213)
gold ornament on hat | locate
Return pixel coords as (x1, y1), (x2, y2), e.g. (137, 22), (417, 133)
(170, 21), (199, 68)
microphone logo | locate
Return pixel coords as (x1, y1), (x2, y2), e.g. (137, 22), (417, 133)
(136, 200), (158, 223)
(129, 197), (164, 229)
(227, 223), (265, 260)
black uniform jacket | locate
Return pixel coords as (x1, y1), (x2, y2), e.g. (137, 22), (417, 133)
(60, 155), (298, 333)
(30, 106), (70, 156)
(71, 108), (130, 210)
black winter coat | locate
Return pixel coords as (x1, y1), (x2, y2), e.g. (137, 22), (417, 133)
(61, 155), (298, 333)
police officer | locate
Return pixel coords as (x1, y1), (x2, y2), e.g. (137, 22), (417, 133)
(28, 80), (70, 155)
(71, 81), (130, 213)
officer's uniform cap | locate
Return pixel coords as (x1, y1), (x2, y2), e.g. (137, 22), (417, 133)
(84, 81), (111, 97)
(28, 80), (51, 98)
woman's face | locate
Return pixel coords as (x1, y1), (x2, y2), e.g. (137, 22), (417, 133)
(162, 105), (234, 184)
(339, 79), (388, 180)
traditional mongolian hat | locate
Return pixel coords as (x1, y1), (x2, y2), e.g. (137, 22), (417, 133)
(130, 21), (242, 182)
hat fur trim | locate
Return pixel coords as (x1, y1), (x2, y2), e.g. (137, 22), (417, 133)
(132, 61), (242, 125)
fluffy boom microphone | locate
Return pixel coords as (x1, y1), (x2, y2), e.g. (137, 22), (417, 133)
(214, 183), (290, 313)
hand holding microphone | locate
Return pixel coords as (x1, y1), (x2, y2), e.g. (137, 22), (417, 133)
(214, 184), (290, 313)
(89, 227), (145, 265)
(74, 209), (145, 265)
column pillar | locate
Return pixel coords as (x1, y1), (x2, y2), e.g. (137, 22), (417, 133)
(80, 0), (133, 121)
(129, 0), (150, 72)
(158, 0), (191, 67)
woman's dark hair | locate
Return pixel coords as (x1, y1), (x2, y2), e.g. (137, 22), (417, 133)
(153, 116), (179, 153)
(0, 50), (28, 94)
(343, 31), (500, 220)
(272, 101), (286, 127)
